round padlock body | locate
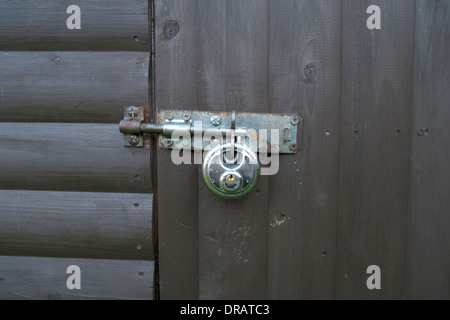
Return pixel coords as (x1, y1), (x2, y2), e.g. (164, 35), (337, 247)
(202, 143), (259, 199)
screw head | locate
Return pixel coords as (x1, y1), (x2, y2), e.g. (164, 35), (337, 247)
(127, 106), (139, 118)
(164, 139), (174, 147)
(417, 129), (425, 136)
(183, 113), (191, 121)
(291, 115), (300, 126)
(210, 115), (222, 126)
(289, 143), (297, 152)
(128, 135), (140, 146)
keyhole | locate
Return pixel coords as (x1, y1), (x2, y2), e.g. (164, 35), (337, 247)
(226, 174), (236, 185)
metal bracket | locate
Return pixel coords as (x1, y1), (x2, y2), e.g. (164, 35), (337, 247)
(120, 108), (303, 154)
(157, 110), (302, 154)
(122, 106), (144, 148)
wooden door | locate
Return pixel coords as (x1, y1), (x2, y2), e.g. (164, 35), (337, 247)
(154, 0), (450, 300)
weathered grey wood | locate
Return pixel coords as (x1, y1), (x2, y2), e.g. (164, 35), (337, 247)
(197, 0), (270, 300)
(0, 0), (149, 51)
(336, 0), (416, 299)
(153, 0), (450, 300)
(156, 0), (342, 300)
(155, 0), (200, 299)
(0, 190), (153, 260)
(404, 0), (450, 300)
(0, 256), (154, 300)
(0, 51), (149, 123)
(0, 123), (151, 193)
(267, 0), (342, 299)
(155, 0), (272, 299)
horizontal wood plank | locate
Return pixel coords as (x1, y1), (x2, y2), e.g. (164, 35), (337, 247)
(0, 0), (149, 51)
(0, 51), (149, 123)
(0, 256), (154, 300)
(0, 123), (151, 193)
(0, 190), (153, 260)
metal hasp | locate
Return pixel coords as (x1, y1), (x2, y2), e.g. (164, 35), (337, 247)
(119, 107), (303, 153)
(119, 107), (303, 199)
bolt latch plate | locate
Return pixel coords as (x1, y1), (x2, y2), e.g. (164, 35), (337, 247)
(157, 110), (302, 154)
(123, 106), (145, 148)
(120, 107), (303, 153)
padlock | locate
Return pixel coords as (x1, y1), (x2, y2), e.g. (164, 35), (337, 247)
(202, 142), (259, 199)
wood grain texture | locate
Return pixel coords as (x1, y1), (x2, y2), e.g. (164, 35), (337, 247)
(0, 256), (154, 300)
(0, 190), (153, 260)
(0, 51), (149, 123)
(337, 0), (416, 299)
(156, 0), (340, 300)
(155, 0), (271, 299)
(0, 0), (149, 51)
(152, 0), (450, 300)
(155, 0), (200, 299)
(404, 0), (450, 300)
(0, 123), (151, 193)
(267, 0), (342, 299)
(196, 0), (270, 300)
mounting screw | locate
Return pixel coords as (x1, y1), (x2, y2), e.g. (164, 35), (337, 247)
(289, 143), (297, 152)
(164, 139), (174, 148)
(183, 113), (191, 121)
(128, 135), (140, 146)
(291, 115), (300, 126)
(417, 129), (425, 136)
(127, 106), (139, 118)
(210, 115), (222, 126)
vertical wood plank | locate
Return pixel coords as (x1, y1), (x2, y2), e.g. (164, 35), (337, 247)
(268, 0), (343, 299)
(155, 0), (271, 299)
(197, 0), (270, 299)
(196, 0), (228, 300)
(404, 0), (450, 300)
(337, 0), (416, 299)
(155, 0), (200, 299)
